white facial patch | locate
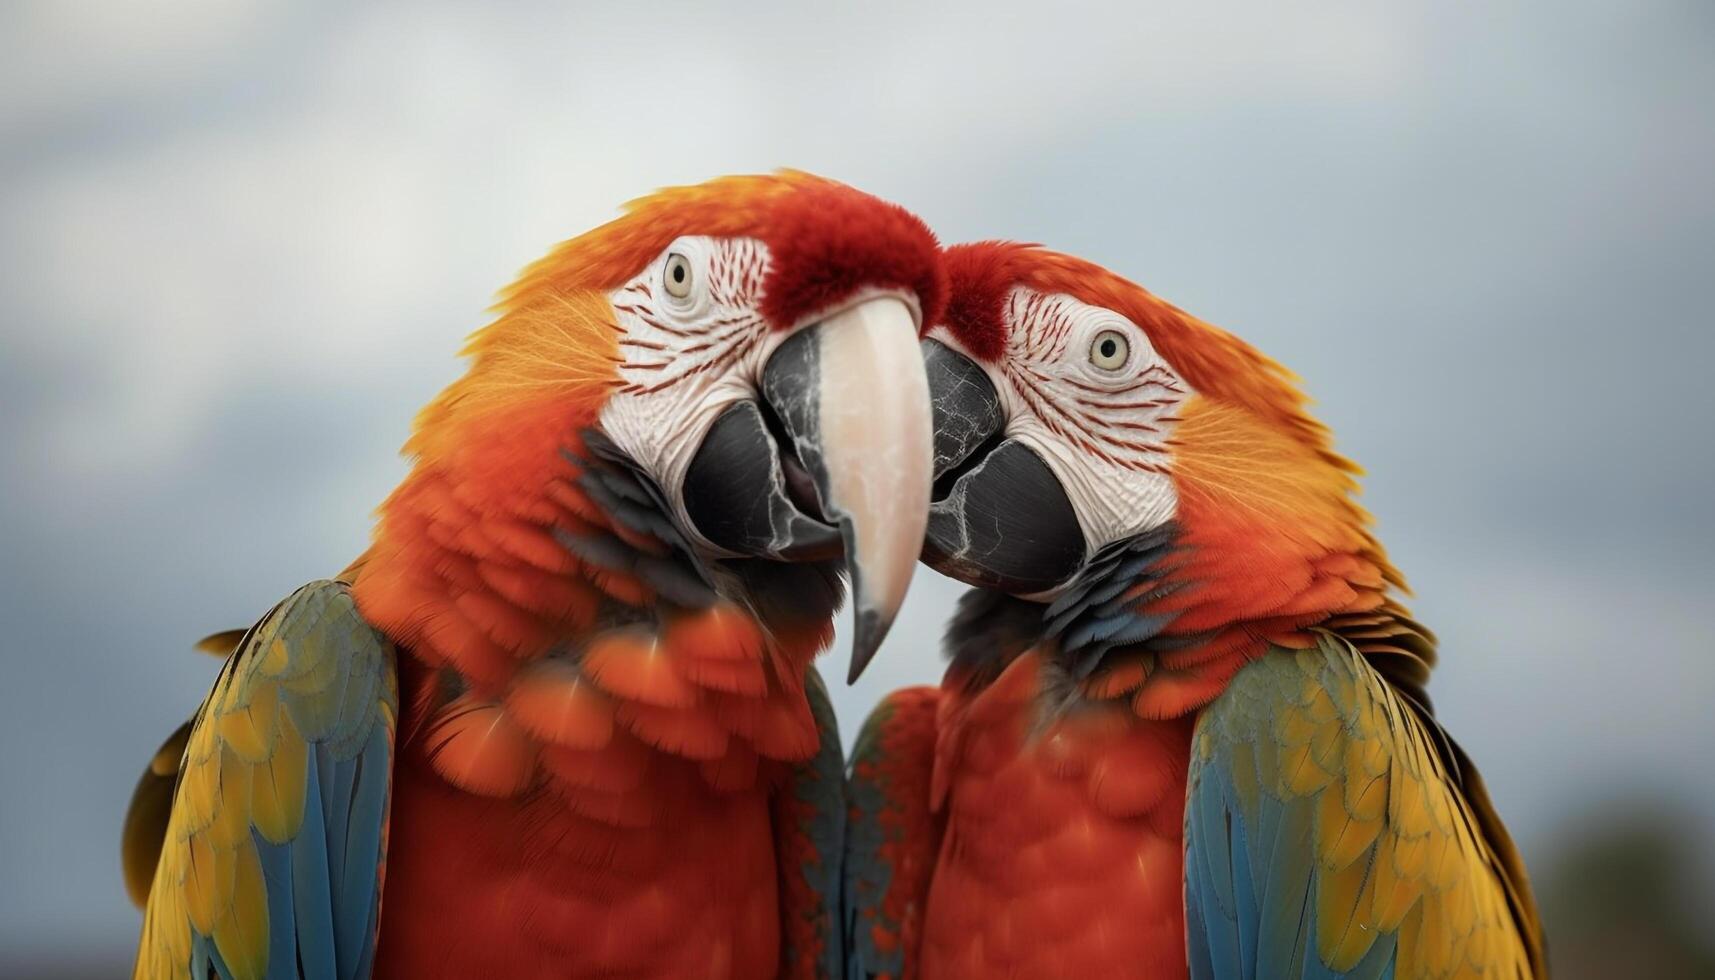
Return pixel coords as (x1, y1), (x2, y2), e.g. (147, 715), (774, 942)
(991, 286), (1193, 557)
(597, 235), (781, 548)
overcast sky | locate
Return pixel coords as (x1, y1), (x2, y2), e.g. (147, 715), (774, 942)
(2, 0), (1711, 971)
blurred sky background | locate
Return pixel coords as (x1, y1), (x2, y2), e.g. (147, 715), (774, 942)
(2, 0), (1712, 975)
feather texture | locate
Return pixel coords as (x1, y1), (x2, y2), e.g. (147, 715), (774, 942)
(847, 655), (1193, 979)
(133, 581), (397, 980)
(774, 666), (848, 980)
(844, 686), (943, 980)
(1184, 633), (1543, 978)
(127, 172), (945, 977)
(873, 241), (1544, 980)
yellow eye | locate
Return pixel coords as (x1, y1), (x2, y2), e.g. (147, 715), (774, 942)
(1089, 329), (1129, 370)
(663, 253), (694, 299)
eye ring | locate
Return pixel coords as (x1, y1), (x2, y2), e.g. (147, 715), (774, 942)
(1089, 329), (1129, 371)
(663, 252), (694, 300)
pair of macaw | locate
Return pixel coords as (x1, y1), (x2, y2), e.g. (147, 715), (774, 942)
(122, 172), (1545, 979)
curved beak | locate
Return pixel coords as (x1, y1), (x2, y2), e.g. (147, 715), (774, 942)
(761, 297), (933, 682)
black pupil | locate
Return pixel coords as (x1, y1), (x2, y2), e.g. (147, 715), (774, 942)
(1100, 338), (1117, 358)
(672, 264), (685, 283)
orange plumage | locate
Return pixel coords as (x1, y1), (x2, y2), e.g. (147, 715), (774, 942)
(355, 174), (914, 977)
(846, 687), (943, 980)
(130, 171), (945, 979)
(920, 654), (1195, 978)
(847, 242), (1543, 979)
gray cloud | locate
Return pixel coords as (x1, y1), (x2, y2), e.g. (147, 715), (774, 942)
(2, 0), (1711, 968)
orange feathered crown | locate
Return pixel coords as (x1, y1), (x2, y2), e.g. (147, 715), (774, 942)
(402, 172), (945, 465)
(507, 171), (945, 330)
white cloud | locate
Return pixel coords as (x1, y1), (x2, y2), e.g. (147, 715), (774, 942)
(11, 112), (458, 477)
(0, 0), (284, 127)
(2, 0), (1430, 486)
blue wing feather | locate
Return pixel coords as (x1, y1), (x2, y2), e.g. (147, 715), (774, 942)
(289, 760), (339, 979)
(778, 664), (847, 980)
(336, 725), (392, 978)
(256, 836), (299, 979)
(1183, 635), (1536, 979)
(132, 580), (397, 980)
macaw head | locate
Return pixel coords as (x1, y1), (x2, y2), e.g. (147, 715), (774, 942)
(917, 242), (1419, 714)
(362, 172), (943, 685)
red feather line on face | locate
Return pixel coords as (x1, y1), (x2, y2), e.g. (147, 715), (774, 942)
(997, 288), (1183, 474)
(941, 242), (1428, 718)
(610, 240), (770, 398)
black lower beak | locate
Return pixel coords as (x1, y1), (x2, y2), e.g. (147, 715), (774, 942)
(919, 339), (1088, 595)
(682, 401), (843, 562)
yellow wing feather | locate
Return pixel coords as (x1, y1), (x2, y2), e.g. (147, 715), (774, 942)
(1187, 634), (1543, 978)
(134, 581), (397, 980)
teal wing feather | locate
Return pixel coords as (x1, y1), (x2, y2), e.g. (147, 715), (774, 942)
(132, 580), (398, 980)
(1183, 633), (1543, 979)
(776, 664), (848, 980)
(843, 686), (942, 980)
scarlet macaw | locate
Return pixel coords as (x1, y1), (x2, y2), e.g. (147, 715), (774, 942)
(844, 242), (1545, 978)
(123, 172), (945, 979)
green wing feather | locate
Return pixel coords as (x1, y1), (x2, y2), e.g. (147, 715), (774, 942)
(1184, 633), (1545, 978)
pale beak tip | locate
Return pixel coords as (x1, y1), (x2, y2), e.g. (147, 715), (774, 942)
(846, 605), (892, 685)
